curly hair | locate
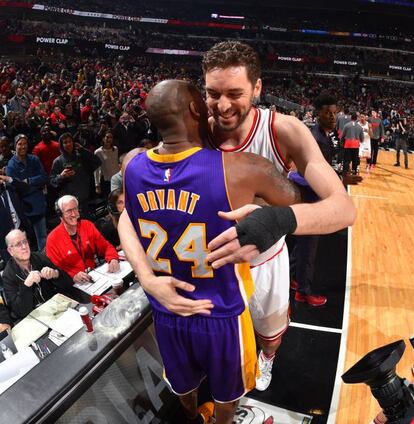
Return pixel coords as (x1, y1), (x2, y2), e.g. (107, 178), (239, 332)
(313, 91), (337, 111)
(202, 41), (261, 86)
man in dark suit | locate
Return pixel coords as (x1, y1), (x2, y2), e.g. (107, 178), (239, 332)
(0, 174), (33, 267)
(290, 92), (337, 306)
(0, 95), (11, 120)
(112, 112), (141, 155)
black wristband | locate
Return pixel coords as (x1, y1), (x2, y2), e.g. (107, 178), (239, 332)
(235, 206), (297, 253)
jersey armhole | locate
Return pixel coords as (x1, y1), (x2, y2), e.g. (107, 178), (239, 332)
(269, 112), (291, 173)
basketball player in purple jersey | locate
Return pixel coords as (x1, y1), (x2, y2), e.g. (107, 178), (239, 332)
(119, 80), (302, 424)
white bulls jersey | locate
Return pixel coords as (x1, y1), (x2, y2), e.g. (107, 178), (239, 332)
(359, 121), (371, 158)
(212, 107), (291, 340)
(213, 108), (290, 174)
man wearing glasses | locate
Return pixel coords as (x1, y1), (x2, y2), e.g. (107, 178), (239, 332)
(45, 195), (119, 285)
(3, 229), (71, 320)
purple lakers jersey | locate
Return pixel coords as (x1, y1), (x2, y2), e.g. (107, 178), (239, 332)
(124, 147), (253, 317)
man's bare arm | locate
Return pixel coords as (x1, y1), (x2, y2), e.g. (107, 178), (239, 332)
(206, 116), (356, 268)
(118, 210), (214, 316)
(245, 152), (302, 206)
(279, 116), (356, 234)
(224, 152), (302, 210)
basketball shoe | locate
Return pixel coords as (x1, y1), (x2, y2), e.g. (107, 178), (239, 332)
(255, 350), (275, 391)
(197, 402), (215, 423)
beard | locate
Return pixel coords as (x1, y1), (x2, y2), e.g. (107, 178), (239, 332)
(214, 100), (254, 132)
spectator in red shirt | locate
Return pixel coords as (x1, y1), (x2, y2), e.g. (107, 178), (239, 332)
(0, 78), (11, 96)
(50, 106), (66, 127)
(70, 83), (82, 98)
(30, 95), (42, 110)
(32, 124), (60, 175)
(80, 98), (92, 123)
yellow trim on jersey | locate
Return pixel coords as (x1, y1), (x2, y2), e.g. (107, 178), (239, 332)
(238, 307), (258, 392)
(147, 147), (202, 163)
(221, 152), (235, 213)
(236, 262), (255, 302)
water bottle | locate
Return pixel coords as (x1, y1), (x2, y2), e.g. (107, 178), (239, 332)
(79, 307), (94, 332)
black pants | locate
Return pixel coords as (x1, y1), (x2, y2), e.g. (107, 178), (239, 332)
(370, 138), (380, 165)
(344, 148), (359, 174)
(291, 235), (320, 295)
(395, 137), (408, 168)
(100, 179), (111, 199)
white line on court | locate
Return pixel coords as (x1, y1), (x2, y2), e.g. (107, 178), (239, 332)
(327, 186), (353, 424)
(289, 321), (342, 334)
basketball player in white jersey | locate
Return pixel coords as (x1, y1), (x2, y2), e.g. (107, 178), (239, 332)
(203, 41), (356, 391)
(359, 113), (373, 173)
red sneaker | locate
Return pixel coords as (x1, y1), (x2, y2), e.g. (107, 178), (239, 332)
(295, 292), (327, 306)
(290, 280), (299, 290)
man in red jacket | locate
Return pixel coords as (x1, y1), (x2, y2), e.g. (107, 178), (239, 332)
(46, 195), (120, 284)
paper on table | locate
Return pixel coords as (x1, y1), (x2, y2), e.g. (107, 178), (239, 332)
(74, 260), (133, 295)
(29, 293), (79, 328)
(93, 260), (133, 280)
(0, 346), (40, 395)
(51, 293), (78, 308)
(48, 308), (84, 338)
(11, 316), (49, 351)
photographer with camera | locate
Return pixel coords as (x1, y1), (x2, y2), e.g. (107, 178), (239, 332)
(49, 133), (101, 218)
(113, 109), (150, 155)
(394, 117), (409, 169)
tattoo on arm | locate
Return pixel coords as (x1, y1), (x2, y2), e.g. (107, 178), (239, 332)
(264, 163), (302, 203)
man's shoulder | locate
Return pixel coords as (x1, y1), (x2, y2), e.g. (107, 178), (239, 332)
(80, 219), (98, 232)
(47, 223), (63, 239)
(274, 113), (301, 129)
(32, 142), (43, 153)
(27, 153), (39, 160)
(273, 113), (306, 140)
(6, 155), (17, 165)
(3, 258), (17, 275)
(310, 123), (320, 135)
(111, 171), (122, 180)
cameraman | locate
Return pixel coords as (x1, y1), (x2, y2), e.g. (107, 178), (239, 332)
(394, 117), (409, 169)
(49, 133), (101, 218)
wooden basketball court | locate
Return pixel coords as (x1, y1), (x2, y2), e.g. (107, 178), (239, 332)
(336, 150), (414, 423)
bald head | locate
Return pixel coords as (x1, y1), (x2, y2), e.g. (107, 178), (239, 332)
(6, 229), (26, 247)
(146, 80), (207, 138)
